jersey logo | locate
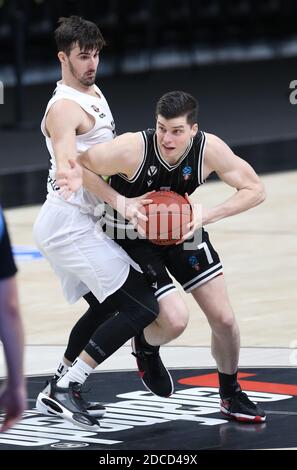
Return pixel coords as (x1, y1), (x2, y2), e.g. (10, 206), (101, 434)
(91, 104), (106, 118)
(147, 180), (153, 187)
(147, 165), (158, 177)
(182, 165), (192, 180)
(47, 175), (60, 191)
(188, 255), (200, 271)
(91, 104), (100, 112)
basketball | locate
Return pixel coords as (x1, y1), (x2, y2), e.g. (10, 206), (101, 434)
(139, 190), (192, 245)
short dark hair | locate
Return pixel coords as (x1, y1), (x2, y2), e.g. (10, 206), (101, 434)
(156, 91), (198, 125)
(54, 16), (105, 56)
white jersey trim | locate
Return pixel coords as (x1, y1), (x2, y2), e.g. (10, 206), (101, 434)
(198, 131), (207, 185)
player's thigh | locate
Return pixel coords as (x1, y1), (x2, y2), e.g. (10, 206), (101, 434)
(165, 229), (223, 293)
(118, 238), (179, 300)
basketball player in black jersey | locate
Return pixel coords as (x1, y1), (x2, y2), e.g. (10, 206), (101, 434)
(57, 91), (266, 423)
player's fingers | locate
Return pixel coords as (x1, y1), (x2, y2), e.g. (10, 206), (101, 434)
(181, 230), (194, 242)
(143, 190), (156, 197)
(187, 219), (195, 229)
(59, 188), (71, 200)
(58, 186), (67, 195)
(175, 238), (184, 245)
(130, 216), (137, 228)
(136, 211), (148, 222)
(184, 192), (190, 203)
(138, 198), (153, 206)
(0, 415), (18, 433)
(68, 158), (76, 168)
(56, 178), (68, 187)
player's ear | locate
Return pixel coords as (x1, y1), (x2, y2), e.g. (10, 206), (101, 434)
(58, 51), (66, 65)
(191, 123), (198, 137)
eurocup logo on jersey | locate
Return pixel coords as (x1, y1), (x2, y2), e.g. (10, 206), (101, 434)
(188, 255), (200, 271)
(0, 81), (3, 104)
(182, 165), (192, 180)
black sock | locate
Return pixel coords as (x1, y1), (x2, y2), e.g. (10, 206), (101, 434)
(218, 371), (241, 399)
(139, 332), (159, 352)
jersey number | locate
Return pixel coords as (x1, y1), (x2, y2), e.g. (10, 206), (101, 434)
(197, 242), (214, 264)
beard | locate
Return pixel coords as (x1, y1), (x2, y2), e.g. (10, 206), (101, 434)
(80, 75), (96, 86)
(68, 59), (96, 87)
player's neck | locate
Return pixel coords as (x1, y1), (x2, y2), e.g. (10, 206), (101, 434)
(162, 154), (182, 165)
(158, 145), (185, 166)
(61, 77), (98, 97)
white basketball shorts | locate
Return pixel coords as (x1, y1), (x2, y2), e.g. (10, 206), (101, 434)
(33, 196), (141, 304)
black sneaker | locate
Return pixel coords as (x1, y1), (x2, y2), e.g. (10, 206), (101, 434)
(36, 380), (101, 431)
(36, 378), (106, 417)
(220, 390), (266, 423)
(131, 335), (174, 397)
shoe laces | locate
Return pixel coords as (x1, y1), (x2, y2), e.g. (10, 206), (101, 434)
(71, 383), (91, 408)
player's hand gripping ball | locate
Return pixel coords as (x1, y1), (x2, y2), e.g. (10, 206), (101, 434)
(138, 190), (192, 245)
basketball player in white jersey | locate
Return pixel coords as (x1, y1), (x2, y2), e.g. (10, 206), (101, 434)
(57, 91), (267, 424)
(33, 16), (159, 431)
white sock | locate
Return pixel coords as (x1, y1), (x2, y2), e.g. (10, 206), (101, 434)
(57, 357), (93, 388)
(54, 359), (70, 379)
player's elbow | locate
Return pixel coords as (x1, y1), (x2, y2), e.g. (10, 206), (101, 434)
(254, 181), (266, 206)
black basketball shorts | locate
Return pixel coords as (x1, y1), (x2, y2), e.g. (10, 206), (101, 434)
(116, 228), (223, 300)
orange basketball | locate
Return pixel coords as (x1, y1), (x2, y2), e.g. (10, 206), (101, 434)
(139, 190), (192, 246)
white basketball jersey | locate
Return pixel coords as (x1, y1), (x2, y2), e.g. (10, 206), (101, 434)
(41, 81), (115, 209)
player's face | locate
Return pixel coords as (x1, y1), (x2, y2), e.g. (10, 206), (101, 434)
(156, 115), (198, 161)
(66, 44), (99, 87)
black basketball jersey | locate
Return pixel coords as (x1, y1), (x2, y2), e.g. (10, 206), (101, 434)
(110, 128), (206, 197)
(105, 128), (206, 234)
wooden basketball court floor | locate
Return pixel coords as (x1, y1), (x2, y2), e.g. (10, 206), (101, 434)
(0, 169), (296, 450)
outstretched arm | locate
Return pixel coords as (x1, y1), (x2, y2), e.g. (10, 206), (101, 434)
(79, 131), (143, 177)
(57, 130), (143, 197)
(56, 129), (152, 226)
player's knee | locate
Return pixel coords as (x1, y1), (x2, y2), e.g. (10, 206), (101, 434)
(212, 313), (236, 332)
(6, 301), (20, 318)
(128, 296), (159, 331)
(158, 303), (189, 339)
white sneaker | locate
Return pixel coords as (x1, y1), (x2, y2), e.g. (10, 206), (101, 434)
(36, 378), (106, 418)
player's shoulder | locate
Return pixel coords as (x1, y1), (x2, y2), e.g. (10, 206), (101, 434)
(204, 132), (228, 152)
(46, 99), (83, 128)
(48, 98), (81, 115)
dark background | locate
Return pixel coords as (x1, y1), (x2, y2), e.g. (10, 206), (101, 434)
(0, 0), (296, 207)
